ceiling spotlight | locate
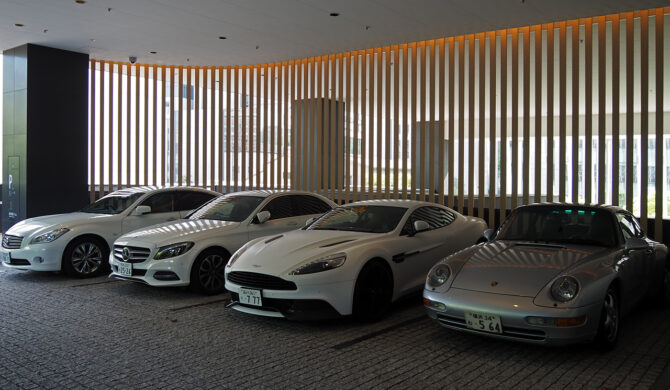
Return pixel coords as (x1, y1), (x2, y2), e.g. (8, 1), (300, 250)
(43, 29), (48, 33)
(219, 36), (227, 40)
(75, 0), (87, 4)
(365, 25), (371, 30)
(150, 51), (157, 54)
(330, 12), (339, 17)
(255, 45), (260, 50)
(14, 23), (24, 27)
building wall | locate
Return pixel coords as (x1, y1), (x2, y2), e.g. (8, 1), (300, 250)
(86, 7), (669, 240)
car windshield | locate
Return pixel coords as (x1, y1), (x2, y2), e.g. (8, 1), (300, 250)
(497, 206), (617, 247)
(189, 195), (264, 222)
(308, 205), (407, 233)
(81, 193), (144, 215)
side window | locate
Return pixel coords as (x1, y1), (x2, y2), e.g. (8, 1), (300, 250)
(262, 196), (294, 220)
(175, 191), (216, 212)
(401, 206), (455, 235)
(140, 192), (174, 214)
(628, 215), (645, 238)
(292, 195), (332, 216)
(616, 213), (634, 240)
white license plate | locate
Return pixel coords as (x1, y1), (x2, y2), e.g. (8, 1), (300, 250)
(465, 312), (502, 334)
(239, 288), (263, 307)
(117, 262), (132, 277)
(0, 251), (10, 264)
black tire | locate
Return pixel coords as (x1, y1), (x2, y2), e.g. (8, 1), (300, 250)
(61, 237), (109, 278)
(593, 287), (620, 351)
(352, 260), (394, 322)
(189, 249), (229, 295)
(658, 264), (670, 307)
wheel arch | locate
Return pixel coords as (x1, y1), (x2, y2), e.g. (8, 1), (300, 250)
(189, 245), (231, 272)
(61, 233), (110, 264)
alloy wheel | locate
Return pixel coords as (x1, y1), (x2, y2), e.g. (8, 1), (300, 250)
(71, 242), (103, 275)
(197, 254), (226, 292)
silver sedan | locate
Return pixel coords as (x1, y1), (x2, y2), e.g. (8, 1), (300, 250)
(423, 203), (670, 349)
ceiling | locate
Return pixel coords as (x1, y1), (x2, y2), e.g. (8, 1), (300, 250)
(0, 0), (666, 67)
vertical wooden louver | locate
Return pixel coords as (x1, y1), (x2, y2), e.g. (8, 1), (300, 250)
(87, 7), (668, 239)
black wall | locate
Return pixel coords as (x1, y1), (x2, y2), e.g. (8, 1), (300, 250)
(2, 44), (88, 231)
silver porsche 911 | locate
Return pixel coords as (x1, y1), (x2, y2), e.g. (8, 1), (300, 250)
(423, 203), (670, 349)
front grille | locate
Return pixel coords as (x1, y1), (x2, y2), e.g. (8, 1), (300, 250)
(113, 245), (151, 264)
(2, 234), (23, 249)
(437, 314), (546, 341)
(227, 271), (297, 291)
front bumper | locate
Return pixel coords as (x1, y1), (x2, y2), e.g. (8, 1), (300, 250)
(109, 253), (193, 287)
(423, 288), (602, 346)
(0, 241), (68, 272)
(225, 274), (356, 320)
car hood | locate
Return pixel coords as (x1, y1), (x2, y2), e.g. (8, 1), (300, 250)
(232, 229), (379, 275)
(118, 219), (241, 246)
(451, 241), (608, 297)
(6, 212), (114, 236)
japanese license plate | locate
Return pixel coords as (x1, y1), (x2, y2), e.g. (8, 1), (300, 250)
(239, 287), (263, 307)
(117, 262), (132, 277)
(465, 312), (502, 334)
(0, 251), (10, 264)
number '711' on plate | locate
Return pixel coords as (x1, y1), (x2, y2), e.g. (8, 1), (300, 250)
(239, 288), (263, 307)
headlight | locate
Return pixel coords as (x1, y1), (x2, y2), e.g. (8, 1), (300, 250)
(154, 242), (194, 260)
(427, 264), (451, 288)
(30, 228), (70, 244)
(227, 242), (253, 268)
(289, 253), (346, 275)
(551, 276), (580, 302)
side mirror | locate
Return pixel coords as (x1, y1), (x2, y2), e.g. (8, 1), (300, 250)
(625, 237), (648, 251)
(411, 220), (430, 236)
(132, 205), (151, 216)
(482, 229), (497, 242)
(305, 217), (316, 227)
(255, 210), (271, 224)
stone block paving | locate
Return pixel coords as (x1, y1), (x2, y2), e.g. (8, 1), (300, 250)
(0, 267), (669, 389)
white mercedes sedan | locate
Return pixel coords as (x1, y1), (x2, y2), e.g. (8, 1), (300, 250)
(0, 187), (219, 277)
(225, 200), (487, 321)
(109, 191), (336, 294)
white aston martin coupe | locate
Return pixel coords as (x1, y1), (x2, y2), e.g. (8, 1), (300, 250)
(225, 200), (487, 321)
(109, 190), (336, 294)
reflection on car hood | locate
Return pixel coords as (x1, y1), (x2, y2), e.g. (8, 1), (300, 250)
(6, 212), (114, 236)
(232, 229), (377, 275)
(452, 240), (607, 297)
(118, 219), (240, 246)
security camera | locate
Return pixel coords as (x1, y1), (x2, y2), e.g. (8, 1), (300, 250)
(129, 56), (137, 64)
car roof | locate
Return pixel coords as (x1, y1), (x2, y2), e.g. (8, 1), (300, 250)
(105, 186), (219, 197)
(517, 202), (627, 214)
(343, 199), (446, 208)
(221, 189), (335, 201)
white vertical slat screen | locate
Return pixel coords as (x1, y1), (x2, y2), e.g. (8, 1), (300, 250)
(88, 7), (669, 238)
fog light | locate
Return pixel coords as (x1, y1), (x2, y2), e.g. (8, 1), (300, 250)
(33, 257), (44, 264)
(556, 316), (586, 327)
(423, 298), (446, 311)
(526, 316), (556, 326)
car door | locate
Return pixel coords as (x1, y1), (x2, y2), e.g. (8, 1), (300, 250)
(615, 212), (650, 307)
(246, 194), (331, 241)
(392, 206), (458, 295)
(174, 190), (217, 218)
(121, 191), (180, 233)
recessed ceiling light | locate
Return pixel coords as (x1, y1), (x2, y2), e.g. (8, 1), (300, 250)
(75, 0), (86, 4)
(330, 12), (339, 17)
(14, 23), (24, 27)
(150, 51), (157, 54)
(219, 36), (227, 40)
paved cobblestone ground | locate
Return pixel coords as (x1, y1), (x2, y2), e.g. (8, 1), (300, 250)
(1, 267), (669, 389)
